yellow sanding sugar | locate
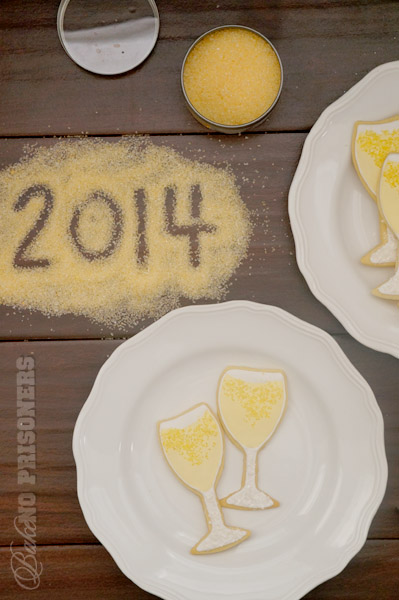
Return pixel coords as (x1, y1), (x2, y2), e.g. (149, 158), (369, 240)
(223, 375), (283, 426)
(358, 128), (399, 167)
(161, 411), (218, 466)
(0, 138), (251, 328)
(183, 27), (281, 126)
(383, 160), (399, 189)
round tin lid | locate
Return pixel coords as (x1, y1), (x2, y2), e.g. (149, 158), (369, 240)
(57, 0), (160, 75)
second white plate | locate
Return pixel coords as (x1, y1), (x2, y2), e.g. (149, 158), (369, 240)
(289, 61), (399, 358)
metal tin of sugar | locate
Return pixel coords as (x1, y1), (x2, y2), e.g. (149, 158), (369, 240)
(181, 25), (284, 134)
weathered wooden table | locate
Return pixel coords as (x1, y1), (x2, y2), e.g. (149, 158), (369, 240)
(1, 1), (398, 598)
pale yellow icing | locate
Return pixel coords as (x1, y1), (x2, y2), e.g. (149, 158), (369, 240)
(355, 146), (381, 196)
(219, 373), (285, 448)
(160, 409), (222, 492)
(380, 159), (399, 234)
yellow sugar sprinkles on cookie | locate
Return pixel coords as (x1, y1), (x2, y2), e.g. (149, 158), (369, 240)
(352, 116), (399, 266)
(373, 153), (399, 300)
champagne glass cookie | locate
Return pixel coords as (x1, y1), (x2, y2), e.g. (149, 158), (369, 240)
(352, 116), (399, 267)
(217, 367), (287, 510)
(159, 403), (250, 554)
(373, 153), (399, 299)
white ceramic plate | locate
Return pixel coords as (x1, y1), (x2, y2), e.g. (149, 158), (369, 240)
(289, 61), (399, 358)
(73, 301), (387, 600)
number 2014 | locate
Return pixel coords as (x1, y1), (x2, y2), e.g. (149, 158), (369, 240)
(13, 184), (217, 270)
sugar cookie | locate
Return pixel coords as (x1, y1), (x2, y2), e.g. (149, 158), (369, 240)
(158, 403), (250, 554)
(352, 116), (399, 266)
(217, 367), (287, 510)
(373, 153), (399, 299)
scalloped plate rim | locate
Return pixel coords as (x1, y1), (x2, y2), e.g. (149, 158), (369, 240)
(73, 300), (387, 600)
(288, 60), (399, 359)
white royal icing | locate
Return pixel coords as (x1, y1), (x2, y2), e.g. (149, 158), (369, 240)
(377, 269), (399, 296)
(370, 226), (398, 264)
(159, 404), (208, 431)
(226, 369), (284, 384)
(195, 489), (246, 552)
(225, 447), (274, 509)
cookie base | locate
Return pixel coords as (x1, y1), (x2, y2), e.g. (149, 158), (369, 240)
(361, 220), (397, 267)
(221, 487), (279, 511)
(191, 526), (250, 555)
(372, 270), (399, 300)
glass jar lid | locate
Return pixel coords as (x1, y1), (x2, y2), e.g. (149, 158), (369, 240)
(57, 0), (159, 75)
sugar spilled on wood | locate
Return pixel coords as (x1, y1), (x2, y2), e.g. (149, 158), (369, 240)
(0, 138), (252, 327)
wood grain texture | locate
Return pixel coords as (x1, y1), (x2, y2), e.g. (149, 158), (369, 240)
(2, 541), (398, 599)
(0, 338), (397, 546)
(0, 133), (349, 340)
(1, 0), (399, 135)
(0, 1), (398, 598)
